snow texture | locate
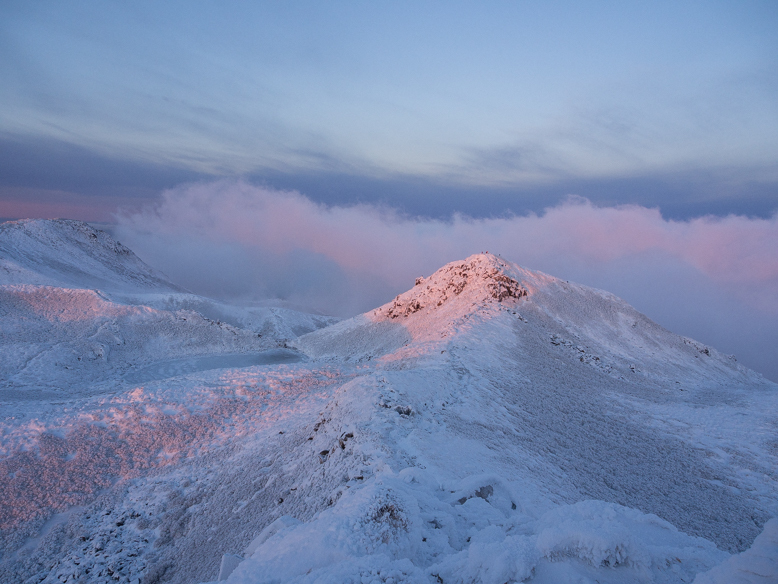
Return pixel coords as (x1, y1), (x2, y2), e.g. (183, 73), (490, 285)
(0, 219), (181, 293)
(1, 221), (776, 584)
(692, 518), (778, 584)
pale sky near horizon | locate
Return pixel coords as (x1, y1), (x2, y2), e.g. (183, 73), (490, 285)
(1, 0), (777, 220)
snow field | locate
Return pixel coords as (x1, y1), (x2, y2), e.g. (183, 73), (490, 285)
(2, 225), (777, 584)
(210, 370), (730, 584)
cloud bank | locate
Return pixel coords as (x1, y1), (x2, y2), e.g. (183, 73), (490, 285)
(115, 180), (778, 380)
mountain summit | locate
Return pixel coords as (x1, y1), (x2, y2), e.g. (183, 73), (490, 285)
(301, 252), (758, 390)
(380, 253), (530, 319)
(1, 235), (776, 584)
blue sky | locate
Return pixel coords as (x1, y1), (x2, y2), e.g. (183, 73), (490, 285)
(1, 0), (777, 219)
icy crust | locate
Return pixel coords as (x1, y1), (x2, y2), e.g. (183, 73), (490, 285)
(0, 219), (180, 292)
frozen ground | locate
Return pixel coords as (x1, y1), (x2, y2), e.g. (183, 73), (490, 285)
(1, 220), (776, 583)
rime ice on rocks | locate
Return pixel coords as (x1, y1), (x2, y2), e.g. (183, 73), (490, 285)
(1, 225), (776, 584)
(382, 254), (528, 319)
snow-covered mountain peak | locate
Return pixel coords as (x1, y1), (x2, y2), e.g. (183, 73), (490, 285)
(376, 253), (549, 321)
(3, 233), (778, 584)
(298, 251), (762, 391)
(0, 218), (181, 292)
(297, 254), (565, 362)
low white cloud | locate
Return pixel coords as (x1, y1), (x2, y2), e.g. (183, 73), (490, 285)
(115, 180), (778, 380)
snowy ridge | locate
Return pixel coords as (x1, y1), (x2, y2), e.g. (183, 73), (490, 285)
(123, 292), (338, 343)
(0, 284), (272, 394)
(0, 219), (181, 292)
(0, 219), (337, 398)
(1, 248), (777, 584)
(1, 218), (337, 341)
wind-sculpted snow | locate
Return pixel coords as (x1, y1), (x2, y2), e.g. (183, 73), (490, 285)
(2, 250), (777, 584)
(0, 365), (346, 578)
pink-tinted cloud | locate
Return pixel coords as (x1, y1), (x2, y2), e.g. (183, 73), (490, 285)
(116, 181), (778, 311)
(115, 180), (778, 379)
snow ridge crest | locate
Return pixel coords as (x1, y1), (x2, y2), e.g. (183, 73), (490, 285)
(379, 252), (529, 319)
(0, 218), (180, 292)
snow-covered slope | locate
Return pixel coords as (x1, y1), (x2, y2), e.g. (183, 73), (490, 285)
(0, 284), (275, 393)
(1, 251), (776, 584)
(0, 219), (337, 399)
(264, 254), (776, 581)
(0, 219), (182, 292)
